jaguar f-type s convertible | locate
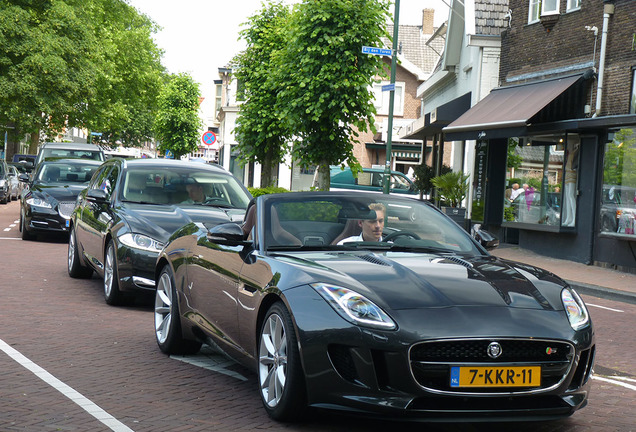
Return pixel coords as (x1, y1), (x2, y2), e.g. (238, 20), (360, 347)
(153, 191), (594, 422)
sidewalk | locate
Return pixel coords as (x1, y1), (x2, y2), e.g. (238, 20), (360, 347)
(491, 244), (636, 304)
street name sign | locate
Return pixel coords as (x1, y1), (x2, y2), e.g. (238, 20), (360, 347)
(382, 83), (395, 92)
(361, 46), (392, 56)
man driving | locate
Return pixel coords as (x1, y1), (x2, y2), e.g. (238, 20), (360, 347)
(181, 180), (209, 204)
(338, 203), (385, 244)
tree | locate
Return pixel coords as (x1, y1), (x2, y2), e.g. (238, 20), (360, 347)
(0, 0), (101, 151)
(0, 0), (165, 151)
(233, 1), (291, 188)
(154, 73), (203, 160)
(83, 0), (165, 146)
(274, 0), (391, 190)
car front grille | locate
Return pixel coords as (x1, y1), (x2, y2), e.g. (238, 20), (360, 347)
(409, 338), (575, 395)
(58, 201), (76, 218)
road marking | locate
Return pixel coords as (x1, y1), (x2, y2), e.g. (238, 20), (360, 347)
(593, 375), (636, 392)
(587, 303), (624, 313)
(0, 338), (134, 432)
(0, 237), (21, 240)
(3, 228), (10, 232)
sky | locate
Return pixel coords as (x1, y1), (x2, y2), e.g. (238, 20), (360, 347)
(126, 0), (449, 116)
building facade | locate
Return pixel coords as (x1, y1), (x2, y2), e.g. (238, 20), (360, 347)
(441, 0), (636, 272)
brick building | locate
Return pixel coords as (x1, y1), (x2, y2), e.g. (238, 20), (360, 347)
(441, 0), (636, 273)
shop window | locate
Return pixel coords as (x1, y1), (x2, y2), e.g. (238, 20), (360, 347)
(503, 134), (578, 228)
(600, 128), (636, 236)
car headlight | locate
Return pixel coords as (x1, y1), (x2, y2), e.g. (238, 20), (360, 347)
(0, 179), (6, 188)
(311, 283), (396, 330)
(561, 288), (590, 330)
(118, 233), (164, 253)
(26, 196), (53, 208)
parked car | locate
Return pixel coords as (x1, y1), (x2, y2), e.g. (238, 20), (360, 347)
(153, 191), (594, 422)
(35, 142), (104, 169)
(6, 164), (22, 201)
(0, 160), (11, 204)
(328, 165), (418, 197)
(19, 159), (103, 240)
(11, 154), (36, 173)
(68, 158), (252, 305)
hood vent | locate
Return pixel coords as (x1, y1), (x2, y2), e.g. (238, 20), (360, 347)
(433, 256), (474, 269)
(359, 253), (392, 266)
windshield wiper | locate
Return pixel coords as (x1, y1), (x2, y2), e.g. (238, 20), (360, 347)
(201, 202), (236, 209)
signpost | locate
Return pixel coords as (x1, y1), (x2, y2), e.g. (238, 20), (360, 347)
(201, 131), (217, 146)
(383, 0), (400, 194)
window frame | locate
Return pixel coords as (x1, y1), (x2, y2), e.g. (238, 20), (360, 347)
(372, 81), (405, 116)
(566, 0), (581, 12)
(528, 0), (541, 24)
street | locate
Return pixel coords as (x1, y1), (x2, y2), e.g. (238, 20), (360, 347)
(1, 199), (635, 432)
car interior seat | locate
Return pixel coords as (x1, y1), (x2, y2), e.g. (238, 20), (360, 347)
(330, 219), (362, 244)
(268, 206), (302, 246)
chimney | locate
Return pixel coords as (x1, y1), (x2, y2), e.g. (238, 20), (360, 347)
(422, 8), (435, 34)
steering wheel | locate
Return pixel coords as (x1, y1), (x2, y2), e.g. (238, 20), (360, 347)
(382, 230), (421, 242)
(204, 197), (225, 204)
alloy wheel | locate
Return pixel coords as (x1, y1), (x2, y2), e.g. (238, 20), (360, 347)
(68, 230), (76, 271)
(104, 245), (115, 298)
(259, 313), (288, 408)
(155, 272), (173, 345)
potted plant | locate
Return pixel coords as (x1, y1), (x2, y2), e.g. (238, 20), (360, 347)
(431, 171), (470, 229)
(431, 171), (470, 208)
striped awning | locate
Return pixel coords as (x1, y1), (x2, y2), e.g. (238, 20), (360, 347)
(392, 151), (421, 159)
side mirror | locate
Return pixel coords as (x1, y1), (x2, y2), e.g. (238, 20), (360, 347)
(207, 222), (250, 246)
(18, 174), (30, 182)
(472, 224), (499, 251)
(86, 188), (109, 203)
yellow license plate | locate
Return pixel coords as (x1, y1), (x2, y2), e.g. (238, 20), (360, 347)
(450, 366), (541, 388)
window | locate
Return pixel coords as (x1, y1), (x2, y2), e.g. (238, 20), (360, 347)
(373, 82), (405, 116)
(542, 0), (559, 15)
(528, 0), (541, 23)
(215, 83), (223, 116)
(503, 134), (579, 228)
(567, 0), (581, 12)
(600, 127), (636, 236)
(630, 69), (636, 114)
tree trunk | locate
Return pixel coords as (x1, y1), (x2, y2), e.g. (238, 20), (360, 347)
(314, 162), (330, 191)
(260, 152), (275, 188)
(28, 131), (40, 155)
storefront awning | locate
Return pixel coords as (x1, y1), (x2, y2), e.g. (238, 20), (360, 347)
(392, 151), (421, 159)
(443, 74), (589, 141)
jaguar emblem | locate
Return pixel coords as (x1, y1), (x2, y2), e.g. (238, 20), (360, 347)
(487, 342), (502, 359)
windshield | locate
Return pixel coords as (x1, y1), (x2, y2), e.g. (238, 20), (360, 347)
(36, 162), (98, 184)
(260, 194), (481, 255)
(121, 167), (251, 209)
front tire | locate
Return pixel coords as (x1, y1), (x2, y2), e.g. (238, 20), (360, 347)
(104, 240), (124, 305)
(20, 208), (35, 241)
(68, 226), (93, 278)
(258, 302), (306, 421)
(154, 265), (201, 355)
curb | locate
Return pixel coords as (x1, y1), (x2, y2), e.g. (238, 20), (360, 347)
(568, 280), (636, 305)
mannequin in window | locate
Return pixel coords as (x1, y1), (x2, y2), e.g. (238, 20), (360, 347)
(561, 142), (579, 227)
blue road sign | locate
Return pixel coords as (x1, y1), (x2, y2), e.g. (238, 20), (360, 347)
(361, 46), (392, 56)
(381, 83), (396, 92)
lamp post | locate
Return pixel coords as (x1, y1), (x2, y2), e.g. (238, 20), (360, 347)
(383, 0), (400, 194)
